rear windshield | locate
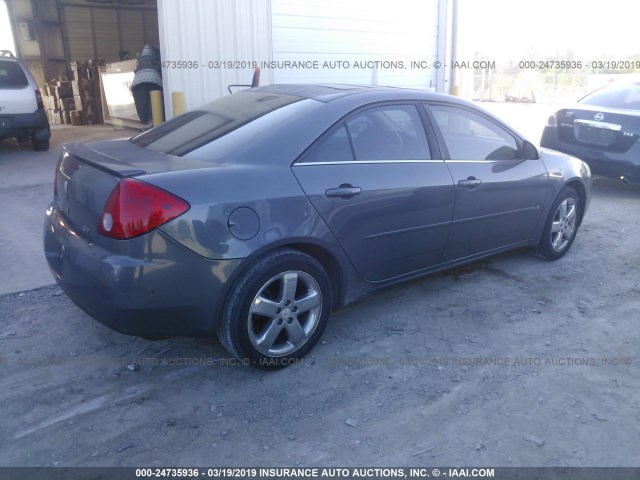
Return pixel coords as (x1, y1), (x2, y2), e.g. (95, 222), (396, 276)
(579, 83), (640, 110)
(131, 91), (302, 156)
(0, 60), (29, 89)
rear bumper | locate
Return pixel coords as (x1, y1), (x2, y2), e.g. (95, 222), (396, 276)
(0, 109), (50, 139)
(43, 204), (243, 338)
(541, 125), (640, 182)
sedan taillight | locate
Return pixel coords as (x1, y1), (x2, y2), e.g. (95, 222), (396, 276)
(97, 178), (190, 239)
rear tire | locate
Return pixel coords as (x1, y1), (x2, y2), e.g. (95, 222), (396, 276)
(32, 127), (50, 151)
(218, 248), (332, 368)
(33, 139), (49, 152)
(538, 186), (580, 260)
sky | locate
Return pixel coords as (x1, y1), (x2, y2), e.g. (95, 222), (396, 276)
(458, 0), (640, 63)
(0, 0), (15, 55)
(1, 0), (638, 63)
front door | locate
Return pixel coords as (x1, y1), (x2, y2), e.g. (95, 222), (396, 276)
(426, 103), (548, 262)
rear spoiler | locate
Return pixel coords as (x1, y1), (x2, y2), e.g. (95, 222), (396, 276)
(63, 143), (146, 177)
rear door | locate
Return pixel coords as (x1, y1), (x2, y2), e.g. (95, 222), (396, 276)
(292, 103), (454, 282)
(426, 103), (548, 262)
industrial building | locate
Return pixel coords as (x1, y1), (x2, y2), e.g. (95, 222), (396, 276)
(4, 0), (456, 123)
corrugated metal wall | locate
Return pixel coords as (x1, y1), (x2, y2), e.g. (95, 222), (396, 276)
(157, 0), (448, 117)
(93, 9), (119, 60)
(64, 5), (159, 62)
(158, 0), (273, 118)
(271, 0), (440, 89)
(64, 7), (93, 61)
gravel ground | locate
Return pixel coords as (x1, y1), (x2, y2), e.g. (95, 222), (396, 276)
(0, 175), (638, 468)
(0, 125), (135, 295)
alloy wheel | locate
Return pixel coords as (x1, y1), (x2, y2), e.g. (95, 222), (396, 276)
(247, 270), (323, 356)
(550, 197), (577, 252)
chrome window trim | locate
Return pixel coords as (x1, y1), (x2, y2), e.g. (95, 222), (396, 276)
(294, 159), (445, 166)
(444, 159), (522, 163)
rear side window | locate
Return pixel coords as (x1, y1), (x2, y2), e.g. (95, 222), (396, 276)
(131, 91), (302, 156)
(0, 61), (29, 89)
(303, 104), (430, 163)
(579, 83), (640, 110)
(304, 125), (354, 162)
(348, 105), (430, 160)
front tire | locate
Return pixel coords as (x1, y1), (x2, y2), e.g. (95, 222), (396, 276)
(32, 138), (49, 152)
(538, 186), (580, 260)
(218, 249), (332, 368)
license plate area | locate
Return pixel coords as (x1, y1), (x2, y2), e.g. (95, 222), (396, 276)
(573, 119), (620, 147)
(574, 125), (616, 146)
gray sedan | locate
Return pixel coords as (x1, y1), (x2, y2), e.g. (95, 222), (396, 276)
(43, 84), (591, 367)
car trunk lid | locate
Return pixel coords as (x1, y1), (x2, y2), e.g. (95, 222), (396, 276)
(0, 60), (37, 115)
(0, 86), (37, 115)
(556, 105), (640, 153)
(55, 139), (211, 242)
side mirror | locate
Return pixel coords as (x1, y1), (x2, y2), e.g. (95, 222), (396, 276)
(522, 140), (539, 160)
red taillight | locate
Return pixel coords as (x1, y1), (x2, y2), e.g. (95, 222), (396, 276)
(97, 178), (190, 239)
(35, 89), (44, 109)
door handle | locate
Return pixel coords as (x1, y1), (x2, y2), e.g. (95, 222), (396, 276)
(457, 177), (482, 189)
(325, 185), (362, 198)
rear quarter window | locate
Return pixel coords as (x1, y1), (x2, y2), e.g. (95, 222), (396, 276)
(131, 91), (303, 156)
(0, 61), (29, 89)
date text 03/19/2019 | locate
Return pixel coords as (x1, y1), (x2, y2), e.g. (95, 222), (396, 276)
(134, 467), (497, 478)
(149, 59), (494, 70)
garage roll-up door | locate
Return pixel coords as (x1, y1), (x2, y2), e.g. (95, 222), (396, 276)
(63, 5), (159, 63)
(271, 0), (441, 89)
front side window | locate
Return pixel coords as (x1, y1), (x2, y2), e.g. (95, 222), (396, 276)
(429, 105), (519, 161)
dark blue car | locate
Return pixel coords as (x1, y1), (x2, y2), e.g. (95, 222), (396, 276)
(541, 82), (640, 183)
(44, 84), (591, 367)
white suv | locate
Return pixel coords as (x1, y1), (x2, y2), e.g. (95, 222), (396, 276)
(0, 50), (50, 151)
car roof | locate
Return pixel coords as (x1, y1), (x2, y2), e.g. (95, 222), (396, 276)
(240, 83), (527, 140)
(253, 83), (471, 106)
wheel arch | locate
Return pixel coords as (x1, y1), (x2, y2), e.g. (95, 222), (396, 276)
(232, 239), (347, 312)
(217, 240), (344, 365)
(287, 241), (344, 310)
(565, 179), (586, 225)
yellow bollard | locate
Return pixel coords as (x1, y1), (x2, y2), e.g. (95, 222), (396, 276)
(450, 85), (460, 96)
(150, 90), (164, 126)
(172, 91), (185, 117)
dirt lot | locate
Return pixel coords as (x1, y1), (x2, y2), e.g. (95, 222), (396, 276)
(0, 174), (638, 468)
(0, 125), (134, 295)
